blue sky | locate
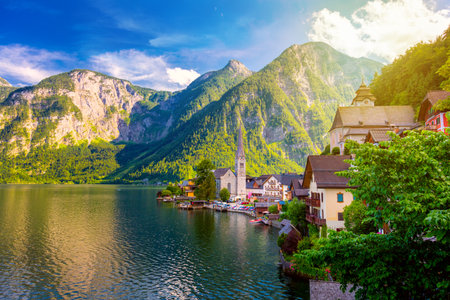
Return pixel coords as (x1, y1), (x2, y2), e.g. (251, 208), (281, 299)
(0, 0), (449, 90)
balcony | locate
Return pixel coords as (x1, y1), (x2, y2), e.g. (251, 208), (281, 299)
(306, 214), (326, 226)
(305, 197), (320, 207)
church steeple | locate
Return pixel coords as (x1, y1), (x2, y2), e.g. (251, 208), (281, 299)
(236, 126), (245, 159)
(351, 78), (376, 106)
(235, 125), (246, 198)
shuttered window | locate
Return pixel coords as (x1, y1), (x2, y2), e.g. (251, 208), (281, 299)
(337, 193), (344, 202)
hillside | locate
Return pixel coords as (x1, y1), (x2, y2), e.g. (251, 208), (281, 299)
(123, 59), (252, 142)
(0, 42), (383, 183)
(119, 42), (383, 182)
(371, 26), (450, 111)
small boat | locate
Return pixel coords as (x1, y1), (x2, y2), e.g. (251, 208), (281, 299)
(250, 218), (263, 224)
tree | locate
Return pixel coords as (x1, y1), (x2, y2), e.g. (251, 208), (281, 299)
(285, 198), (308, 235)
(320, 144), (330, 155)
(268, 204), (278, 214)
(219, 188), (230, 202)
(294, 131), (450, 299)
(166, 183), (182, 196)
(160, 189), (172, 197)
(343, 199), (377, 234)
(194, 159), (217, 200)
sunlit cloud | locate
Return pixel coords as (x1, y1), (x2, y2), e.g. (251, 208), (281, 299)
(308, 0), (450, 62)
(89, 49), (200, 91)
(0, 44), (70, 85)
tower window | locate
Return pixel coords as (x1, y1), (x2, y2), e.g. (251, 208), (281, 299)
(240, 163), (244, 168)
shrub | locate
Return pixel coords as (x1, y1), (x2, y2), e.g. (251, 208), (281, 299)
(268, 204), (278, 214)
(161, 189), (172, 197)
(277, 233), (287, 248)
(331, 146), (340, 155)
(219, 188), (230, 201)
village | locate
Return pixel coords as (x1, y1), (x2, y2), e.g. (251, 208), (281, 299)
(159, 82), (449, 233)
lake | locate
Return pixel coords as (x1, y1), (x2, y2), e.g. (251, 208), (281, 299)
(0, 185), (308, 299)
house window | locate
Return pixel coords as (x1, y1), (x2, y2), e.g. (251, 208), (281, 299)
(436, 117), (440, 125)
(321, 193), (323, 203)
(337, 193), (344, 202)
(338, 212), (344, 221)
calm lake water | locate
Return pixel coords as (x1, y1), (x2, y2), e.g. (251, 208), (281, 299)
(0, 185), (308, 299)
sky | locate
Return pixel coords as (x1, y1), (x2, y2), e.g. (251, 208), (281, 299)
(0, 0), (449, 90)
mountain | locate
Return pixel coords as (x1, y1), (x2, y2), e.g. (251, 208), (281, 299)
(0, 77), (17, 103)
(371, 26), (450, 111)
(118, 42), (383, 182)
(123, 59), (252, 142)
(0, 42), (383, 183)
(0, 70), (172, 155)
(0, 77), (11, 87)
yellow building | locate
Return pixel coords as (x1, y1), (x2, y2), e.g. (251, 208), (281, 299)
(302, 155), (354, 231)
(182, 179), (196, 198)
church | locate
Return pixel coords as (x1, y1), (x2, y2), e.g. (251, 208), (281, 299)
(214, 127), (247, 200)
(329, 80), (416, 154)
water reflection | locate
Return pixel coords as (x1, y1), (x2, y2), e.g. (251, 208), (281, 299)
(0, 185), (308, 299)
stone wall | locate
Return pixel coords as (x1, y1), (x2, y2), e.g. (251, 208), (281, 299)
(310, 280), (356, 300)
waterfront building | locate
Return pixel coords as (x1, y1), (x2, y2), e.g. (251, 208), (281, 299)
(418, 90), (450, 134)
(302, 155), (354, 231)
(274, 173), (304, 200)
(213, 126), (247, 200)
(329, 81), (416, 154)
(289, 178), (309, 201)
(181, 179), (197, 197)
(214, 168), (237, 199)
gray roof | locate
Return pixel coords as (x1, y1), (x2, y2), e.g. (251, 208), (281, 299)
(214, 168), (232, 179)
(330, 106), (415, 132)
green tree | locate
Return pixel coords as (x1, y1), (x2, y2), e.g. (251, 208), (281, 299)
(320, 144), (330, 155)
(343, 200), (377, 234)
(285, 198), (307, 235)
(195, 159), (215, 184)
(219, 188), (230, 202)
(161, 189), (172, 197)
(294, 131), (450, 299)
(167, 183), (182, 196)
(195, 159), (217, 200)
(268, 204), (279, 214)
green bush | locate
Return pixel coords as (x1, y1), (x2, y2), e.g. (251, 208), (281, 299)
(277, 233), (287, 248)
(219, 188), (230, 201)
(320, 224), (328, 238)
(331, 146), (340, 155)
(268, 204), (278, 214)
(308, 224), (319, 238)
(161, 189), (172, 197)
(297, 236), (313, 252)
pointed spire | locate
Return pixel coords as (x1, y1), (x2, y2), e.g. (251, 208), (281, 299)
(360, 76), (366, 87)
(236, 125), (245, 158)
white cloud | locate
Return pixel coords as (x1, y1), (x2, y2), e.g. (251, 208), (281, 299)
(0, 44), (69, 85)
(149, 34), (194, 47)
(308, 0), (450, 62)
(90, 49), (200, 91)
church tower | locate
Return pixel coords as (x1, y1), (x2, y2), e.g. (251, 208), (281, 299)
(351, 79), (376, 106)
(235, 126), (246, 198)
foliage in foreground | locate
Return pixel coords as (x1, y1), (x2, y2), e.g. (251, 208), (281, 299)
(293, 131), (450, 299)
